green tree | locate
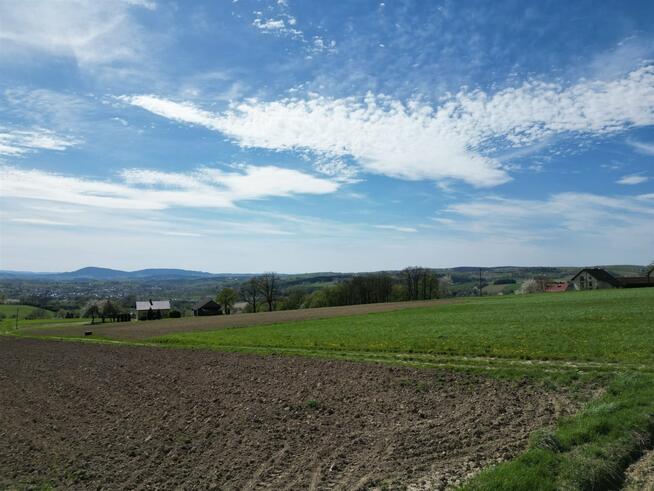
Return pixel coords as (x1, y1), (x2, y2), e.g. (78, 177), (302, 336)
(100, 299), (119, 322)
(83, 301), (100, 324)
(216, 287), (237, 315)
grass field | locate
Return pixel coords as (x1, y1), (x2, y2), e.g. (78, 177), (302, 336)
(5, 288), (654, 489)
(0, 304), (54, 320)
(151, 289), (654, 366)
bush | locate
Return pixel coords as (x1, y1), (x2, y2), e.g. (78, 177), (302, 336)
(169, 309), (182, 318)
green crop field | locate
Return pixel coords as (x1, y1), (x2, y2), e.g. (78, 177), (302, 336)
(150, 289), (654, 366)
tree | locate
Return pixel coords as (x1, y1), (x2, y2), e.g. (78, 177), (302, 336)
(439, 275), (453, 297)
(282, 287), (308, 310)
(518, 278), (544, 294)
(82, 301), (100, 324)
(216, 287), (237, 315)
(402, 267), (439, 300)
(241, 278), (261, 313)
(100, 299), (119, 322)
(258, 272), (281, 311)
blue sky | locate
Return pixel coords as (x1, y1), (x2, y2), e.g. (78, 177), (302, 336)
(0, 0), (653, 272)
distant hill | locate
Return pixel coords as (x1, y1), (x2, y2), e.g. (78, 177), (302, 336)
(0, 267), (223, 281)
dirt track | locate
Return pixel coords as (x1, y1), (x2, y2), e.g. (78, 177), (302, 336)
(24, 299), (462, 340)
(0, 338), (580, 490)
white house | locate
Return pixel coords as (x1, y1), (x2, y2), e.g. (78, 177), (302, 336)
(135, 299), (171, 320)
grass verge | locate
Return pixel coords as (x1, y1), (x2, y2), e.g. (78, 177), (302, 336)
(463, 372), (654, 490)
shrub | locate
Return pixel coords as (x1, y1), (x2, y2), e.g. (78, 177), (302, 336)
(169, 309), (182, 318)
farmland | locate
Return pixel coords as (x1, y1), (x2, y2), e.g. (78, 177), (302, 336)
(2, 288), (654, 489)
(148, 289), (654, 366)
(0, 303), (54, 320)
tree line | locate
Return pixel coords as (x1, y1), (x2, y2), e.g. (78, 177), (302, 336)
(216, 267), (444, 314)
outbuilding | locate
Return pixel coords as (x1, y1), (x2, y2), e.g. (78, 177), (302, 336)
(192, 298), (223, 316)
(135, 299), (171, 320)
(570, 267), (654, 290)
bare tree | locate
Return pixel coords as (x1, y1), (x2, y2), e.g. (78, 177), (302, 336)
(402, 267), (438, 300)
(258, 272), (281, 311)
(241, 278), (261, 313)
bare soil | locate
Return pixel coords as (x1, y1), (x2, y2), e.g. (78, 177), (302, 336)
(624, 449), (654, 490)
(23, 299), (462, 340)
(0, 338), (579, 490)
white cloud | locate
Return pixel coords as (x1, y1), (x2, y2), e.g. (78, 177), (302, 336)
(10, 217), (73, 226)
(627, 139), (654, 156)
(443, 192), (654, 242)
(0, 128), (80, 157)
(0, 164), (339, 210)
(250, 3), (334, 53)
(0, 0), (154, 65)
(122, 66), (654, 188)
(374, 225), (417, 233)
(617, 174), (649, 185)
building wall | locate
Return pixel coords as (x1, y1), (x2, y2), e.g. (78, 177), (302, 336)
(571, 271), (615, 291)
(137, 308), (170, 320)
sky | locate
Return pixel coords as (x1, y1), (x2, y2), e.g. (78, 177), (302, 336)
(0, 0), (653, 273)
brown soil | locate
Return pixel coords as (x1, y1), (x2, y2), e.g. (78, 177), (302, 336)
(0, 338), (578, 490)
(24, 299), (462, 340)
(623, 450), (654, 490)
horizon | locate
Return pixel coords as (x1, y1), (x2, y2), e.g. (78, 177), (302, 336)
(1, 0), (653, 271)
(1, 263), (649, 276)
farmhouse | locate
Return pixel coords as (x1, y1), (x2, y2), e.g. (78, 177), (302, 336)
(135, 299), (171, 320)
(570, 267), (654, 290)
(192, 298), (223, 316)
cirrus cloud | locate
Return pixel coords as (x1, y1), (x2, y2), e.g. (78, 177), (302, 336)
(0, 164), (339, 210)
(121, 65), (654, 188)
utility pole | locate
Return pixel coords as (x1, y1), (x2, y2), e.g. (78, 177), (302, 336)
(479, 268), (482, 297)
(15, 306), (19, 330)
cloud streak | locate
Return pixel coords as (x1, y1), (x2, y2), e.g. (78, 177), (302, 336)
(0, 164), (339, 210)
(122, 66), (654, 187)
(617, 174), (649, 185)
(0, 128), (80, 157)
(0, 0), (156, 66)
(442, 192), (654, 244)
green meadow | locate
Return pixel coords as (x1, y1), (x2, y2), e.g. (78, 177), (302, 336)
(150, 289), (654, 366)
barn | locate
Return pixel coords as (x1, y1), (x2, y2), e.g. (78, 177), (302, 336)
(192, 298), (223, 316)
(135, 300), (171, 321)
(570, 267), (654, 290)
(570, 268), (622, 290)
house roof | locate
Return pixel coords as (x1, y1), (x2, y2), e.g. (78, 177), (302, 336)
(570, 268), (621, 287)
(135, 300), (171, 311)
(192, 298), (221, 310)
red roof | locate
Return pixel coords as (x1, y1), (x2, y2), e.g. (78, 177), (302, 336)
(545, 282), (569, 292)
